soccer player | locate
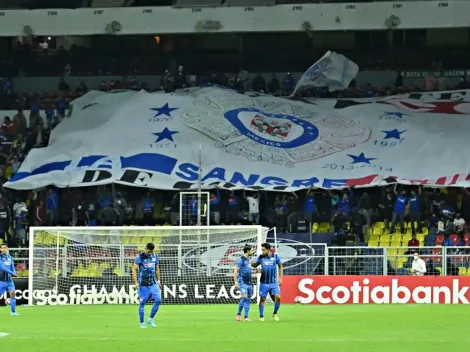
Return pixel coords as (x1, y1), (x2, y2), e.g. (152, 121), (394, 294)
(0, 244), (19, 316)
(253, 242), (283, 322)
(233, 244), (254, 321)
(132, 243), (162, 328)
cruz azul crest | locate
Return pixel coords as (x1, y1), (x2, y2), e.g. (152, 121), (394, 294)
(224, 107), (319, 149)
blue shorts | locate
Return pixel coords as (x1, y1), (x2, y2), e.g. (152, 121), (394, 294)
(0, 281), (15, 296)
(139, 284), (161, 304)
(239, 283), (253, 297)
(259, 283), (280, 298)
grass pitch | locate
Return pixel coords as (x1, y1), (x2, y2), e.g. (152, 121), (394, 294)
(1, 304), (468, 352)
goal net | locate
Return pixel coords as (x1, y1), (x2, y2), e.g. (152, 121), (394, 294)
(28, 226), (269, 306)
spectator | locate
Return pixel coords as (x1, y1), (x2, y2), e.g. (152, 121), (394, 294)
(338, 193), (350, 216)
(0, 200), (11, 243)
(456, 77), (466, 90)
(99, 81), (108, 91)
(364, 83), (375, 97)
(273, 195), (288, 232)
(411, 252), (426, 276)
(55, 94), (67, 120)
(64, 63), (71, 77)
(244, 190), (260, 225)
(1, 116), (16, 138)
(235, 68), (249, 93)
(1, 76), (13, 109)
(13, 198), (26, 216)
(161, 70), (175, 93)
(141, 192), (155, 225)
(408, 186), (423, 235)
(286, 193), (300, 232)
(45, 187), (59, 226)
(394, 70), (403, 88)
(114, 192), (128, 226)
(405, 234), (420, 254)
(304, 187), (318, 230)
(267, 73), (280, 95)
(329, 191), (340, 220)
(45, 104), (55, 129)
(453, 212), (465, 233)
(437, 70), (447, 91)
(12, 109), (27, 136)
(35, 199), (45, 226)
(15, 206), (28, 245)
(282, 73), (295, 96)
(424, 71), (436, 91)
(209, 188), (220, 225)
(58, 77), (70, 92)
(76, 81), (88, 94)
(251, 74), (266, 92)
(223, 192), (238, 224)
(129, 77), (140, 91)
(71, 193), (86, 226)
(174, 66), (188, 89)
(391, 184), (407, 234)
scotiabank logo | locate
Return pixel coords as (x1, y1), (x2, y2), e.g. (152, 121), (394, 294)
(283, 276), (470, 304)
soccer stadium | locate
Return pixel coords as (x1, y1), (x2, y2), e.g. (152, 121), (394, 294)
(1, 0), (470, 351)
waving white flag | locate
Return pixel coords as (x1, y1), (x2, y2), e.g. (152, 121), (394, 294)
(292, 51), (359, 95)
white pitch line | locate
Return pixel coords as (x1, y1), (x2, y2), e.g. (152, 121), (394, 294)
(0, 336), (448, 343)
(0, 332), (10, 338)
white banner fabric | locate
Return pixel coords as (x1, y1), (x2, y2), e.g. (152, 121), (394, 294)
(5, 87), (470, 191)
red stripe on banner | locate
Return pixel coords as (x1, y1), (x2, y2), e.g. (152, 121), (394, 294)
(345, 175), (377, 187)
(436, 174), (460, 185)
(449, 174), (460, 185)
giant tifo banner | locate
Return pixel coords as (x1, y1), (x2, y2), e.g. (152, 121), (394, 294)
(4, 276), (470, 305)
(6, 88), (470, 190)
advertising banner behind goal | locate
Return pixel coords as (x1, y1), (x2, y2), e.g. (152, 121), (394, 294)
(5, 276), (470, 306)
(284, 276), (470, 305)
(4, 277), (256, 306)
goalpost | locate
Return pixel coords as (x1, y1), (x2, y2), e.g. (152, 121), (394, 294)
(27, 225), (269, 306)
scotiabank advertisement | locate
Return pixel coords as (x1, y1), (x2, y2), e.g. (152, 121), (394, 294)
(283, 276), (470, 304)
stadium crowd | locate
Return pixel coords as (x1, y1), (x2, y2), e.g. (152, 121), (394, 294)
(0, 31), (470, 280)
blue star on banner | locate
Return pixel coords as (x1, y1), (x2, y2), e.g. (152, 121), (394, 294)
(153, 127), (179, 143)
(382, 129), (407, 140)
(347, 152), (377, 165)
(381, 112), (409, 119)
(151, 103), (178, 117)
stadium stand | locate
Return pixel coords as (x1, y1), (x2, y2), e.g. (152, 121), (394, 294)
(0, 0), (470, 284)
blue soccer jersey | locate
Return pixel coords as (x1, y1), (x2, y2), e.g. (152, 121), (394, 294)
(256, 254), (282, 284)
(0, 253), (15, 282)
(135, 252), (159, 287)
(236, 256), (252, 285)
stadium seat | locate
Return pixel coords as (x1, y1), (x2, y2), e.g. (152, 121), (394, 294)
(381, 234), (392, 243)
(130, 237), (141, 245)
(417, 234), (425, 242)
(374, 221), (385, 229)
(122, 236), (132, 244)
(372, 227), (383, 236)
(387, 248), (398, 256)
(435, 267), (442, 275)
(449, 234), (459, 246)
(402, 234), (411, 242)
(369, 233), (381, 243)
(435, 234), (445, 245)
(390, 240), (402, 248)
(459, 267), (467, 276)
(368, 241), (380, 247)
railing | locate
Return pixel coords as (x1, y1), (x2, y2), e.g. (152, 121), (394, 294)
(10, 245), (469, 277)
